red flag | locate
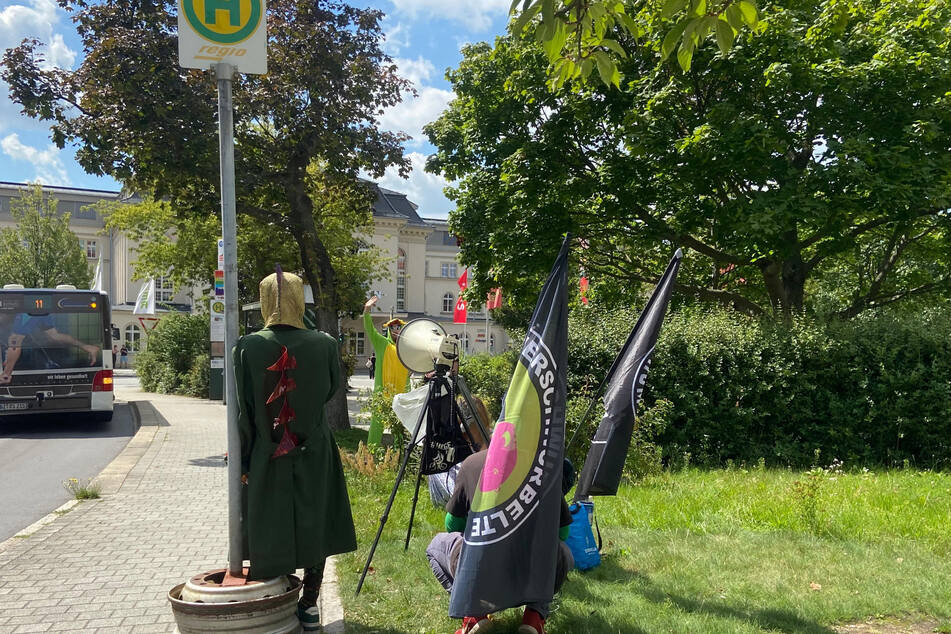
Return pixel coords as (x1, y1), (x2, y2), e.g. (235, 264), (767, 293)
(458, 268), (468, 290)
(486, 287), (502, 310)
(453, 297), (468, 324)
(580, 276), (590, 305)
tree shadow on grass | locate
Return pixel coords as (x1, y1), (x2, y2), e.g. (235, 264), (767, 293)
(564, 557), (836, 634)
(335, 427), (369, 452)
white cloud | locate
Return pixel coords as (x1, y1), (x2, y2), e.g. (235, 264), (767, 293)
(390, 0), (510, 32)
(394, 56), (435, 88)
(1, 133), (70, 184)
(380, 56), (453, 148)
(0, 0), (76, 133)
(378, 151), (454, 219)
(380, 18), (410, 55)
(42, 32), (76, 69)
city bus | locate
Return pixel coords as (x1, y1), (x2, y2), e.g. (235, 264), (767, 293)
(0, 285), (114, 421)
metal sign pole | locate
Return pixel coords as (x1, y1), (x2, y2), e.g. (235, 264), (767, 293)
(216, 61), (243, 576)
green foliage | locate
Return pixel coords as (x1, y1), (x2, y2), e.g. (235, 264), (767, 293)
(2, 0), (408, 336)
(182, 352), (210, 399)
(63, 477), (101, 500)
(0, 184), (90, 289)
(360, 388), (406, 450)
(510, 0), (758, 88)
(624, 398), (673, 479)
(135, 314), (209, 395)
(429, 0), (951, 320)
(641, 308), (951, 468)
(458, 349), (519, 420)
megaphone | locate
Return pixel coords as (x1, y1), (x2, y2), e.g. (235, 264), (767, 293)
(396, 318), (459, 373)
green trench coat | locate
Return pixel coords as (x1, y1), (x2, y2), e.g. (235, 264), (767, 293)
(234, 326), (357, 579)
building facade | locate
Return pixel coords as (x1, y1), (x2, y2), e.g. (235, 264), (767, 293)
(1, 181), (508, 368)
(0, 182), (194, 363)
(339, 185), (509, 365)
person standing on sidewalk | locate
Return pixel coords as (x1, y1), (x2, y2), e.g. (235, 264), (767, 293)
(366, 352), (376, 379)
(234, 269), (357, 631)
(363, 294), (410, 444)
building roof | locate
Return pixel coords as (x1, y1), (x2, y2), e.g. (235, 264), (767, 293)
(2, 180), (429, 224)
(370, 183), (427, 226)
(0, 181), (122, 198)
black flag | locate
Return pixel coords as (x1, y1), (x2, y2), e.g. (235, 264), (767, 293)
(449, 236), (569, 618)
(574, 249), (682, 498)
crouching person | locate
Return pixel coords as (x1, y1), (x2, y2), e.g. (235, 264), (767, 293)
(426, 449), (574, 634)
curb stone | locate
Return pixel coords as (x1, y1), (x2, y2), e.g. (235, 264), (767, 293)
(320, 556), (346, 633)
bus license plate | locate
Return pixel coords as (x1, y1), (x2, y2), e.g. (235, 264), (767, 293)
(0, 402), (29, 411)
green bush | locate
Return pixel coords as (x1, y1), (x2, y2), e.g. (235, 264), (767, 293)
(182, 352), (210, 398)
(441, 306), (951, 470)
(136, 313), (209, 395)
(458, 349), (518, 421)
(648, 309), (951, 468)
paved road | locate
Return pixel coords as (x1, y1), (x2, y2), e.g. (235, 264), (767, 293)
(0, 401), (137, 541)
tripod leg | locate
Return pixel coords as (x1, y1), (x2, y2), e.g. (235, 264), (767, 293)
(404, 464), (424, 550)
(355, 387), (429, 596)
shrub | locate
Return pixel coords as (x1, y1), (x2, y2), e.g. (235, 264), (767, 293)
(136, 313), (209, 395)
(648, 308), (951, 468)
(182, 352), (210, 399)
(458, 349), (518, 421)
(456, 305), (951, 469)
(360, 388), (407, 449)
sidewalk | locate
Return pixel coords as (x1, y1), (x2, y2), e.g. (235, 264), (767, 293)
(0, 379), (360, 633)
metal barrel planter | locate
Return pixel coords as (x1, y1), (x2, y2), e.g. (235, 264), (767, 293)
(168, 570), (303, 633)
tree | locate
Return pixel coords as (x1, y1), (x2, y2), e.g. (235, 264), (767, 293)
(0, 184), (90, 289)
(3, 0), (410, 429)
(512, 0), (759, 88)
(426, 0), (951, 319)
(95, 176), (387, 309)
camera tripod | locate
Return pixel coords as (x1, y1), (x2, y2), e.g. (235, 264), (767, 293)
(355, 369), (489, 596)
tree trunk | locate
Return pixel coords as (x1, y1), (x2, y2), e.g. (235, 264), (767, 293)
(286, 182), (351, 431)
(759, 258), (807, 318)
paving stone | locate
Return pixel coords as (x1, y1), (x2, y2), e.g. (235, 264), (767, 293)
(0, 388), (350, 633)
(12, 624), (51, 633)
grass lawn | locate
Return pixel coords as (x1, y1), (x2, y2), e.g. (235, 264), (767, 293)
(333, 431), (951, 634)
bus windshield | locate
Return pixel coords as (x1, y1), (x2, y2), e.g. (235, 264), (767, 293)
(0, 291), (107, 384)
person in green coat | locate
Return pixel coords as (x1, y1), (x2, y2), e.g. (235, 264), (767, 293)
(234, 270), (357, 630)
(363, 294), (411, 444)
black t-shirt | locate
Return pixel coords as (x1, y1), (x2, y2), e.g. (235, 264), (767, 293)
(447, 449), (571, 528)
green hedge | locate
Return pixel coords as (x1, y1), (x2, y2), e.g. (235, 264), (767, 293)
(648, 309), (951, 468)
(135, 313), (210, 396)
(463, 306), (951, 469)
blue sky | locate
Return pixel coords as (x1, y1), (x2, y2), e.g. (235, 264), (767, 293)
(0, 0), (511, 218)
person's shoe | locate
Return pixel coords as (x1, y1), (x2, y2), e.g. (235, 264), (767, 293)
(517, 608), (546, 634)
(454, 615), (491, 634)
(297, 603), (321, 631)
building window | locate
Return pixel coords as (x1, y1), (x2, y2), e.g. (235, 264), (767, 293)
(347, 330), (365, 356)
(440, 262), (457, 278)
(396, 249), (406, 312)
(124, 324), (142, 352)
(442, 292), (454, 313)
(80, 239), (98, 258)
(156, 276), (174, 302)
